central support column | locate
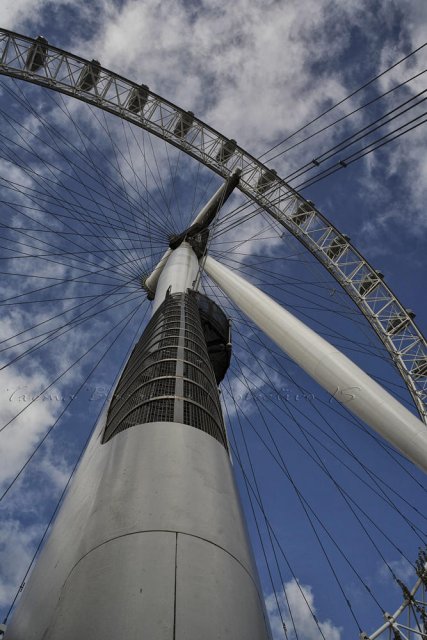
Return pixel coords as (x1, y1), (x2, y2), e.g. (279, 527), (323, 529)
(5, 244), (272, 640)
(152, 241), (199, 314)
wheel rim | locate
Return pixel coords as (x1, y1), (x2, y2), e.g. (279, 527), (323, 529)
(0, 28), (426, 640)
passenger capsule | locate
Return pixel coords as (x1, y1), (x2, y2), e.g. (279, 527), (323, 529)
(292, 200), (314, 226)
(127, 84), (149, 114)
(174, 111), (194, 138)
(386, 309), (415, 335)
(358, 270), (384, 296)
(25, 36), (48, 73)
(77, 59), (101, 92)
(256, 168), (277, 194)
(326, 234), (350, 260)
(215, 138), (237, 164)
(412, 356), (427, 379)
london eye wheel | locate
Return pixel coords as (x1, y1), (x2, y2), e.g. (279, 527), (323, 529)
(0, 29), (426, 640)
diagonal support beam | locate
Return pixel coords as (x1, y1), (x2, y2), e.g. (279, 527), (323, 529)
(143, 170), (240, 297)
(203, 255), (427, 474)
(169, 169), (241, 250)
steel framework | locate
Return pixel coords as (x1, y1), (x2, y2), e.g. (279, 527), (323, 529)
(0, 27), (426, 423)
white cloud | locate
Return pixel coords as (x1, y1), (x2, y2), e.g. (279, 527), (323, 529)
(378, 556), (415, 586)
(0, 518), (42, 608)
(0, 364), (61, 492)
(0, 1), (426, 632)
(266, 579), (342, 640)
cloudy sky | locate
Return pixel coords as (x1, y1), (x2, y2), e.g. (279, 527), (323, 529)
(0, 1), (426, 639)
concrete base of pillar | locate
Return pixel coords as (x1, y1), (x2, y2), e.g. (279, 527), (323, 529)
(5, 421), (272, 640)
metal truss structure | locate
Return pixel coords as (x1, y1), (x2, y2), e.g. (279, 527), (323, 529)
(0, 27), (425, 424)
(362, 549), (427, 640)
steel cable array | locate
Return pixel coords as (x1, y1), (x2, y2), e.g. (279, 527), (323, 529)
(0, 35), (426, 640)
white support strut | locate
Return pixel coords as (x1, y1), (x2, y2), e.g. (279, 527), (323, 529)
(203, 255), (427, 473)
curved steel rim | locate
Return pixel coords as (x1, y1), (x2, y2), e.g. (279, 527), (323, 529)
(0, 27), (426, 423)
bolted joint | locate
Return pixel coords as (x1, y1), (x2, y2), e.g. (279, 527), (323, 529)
(169, 169), (241, 251)
(169, 228), (209, 258)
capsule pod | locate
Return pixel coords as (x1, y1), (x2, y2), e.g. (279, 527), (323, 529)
(412, 356), (427, 379)
(77, 59), (101, 92)
(127, 84), (149, 114)
(326, 234), (350, 260)
(174, 110), (194, 137)
(215, 138), (237, 164)
(292, 200), (314, 226)
(386, 309), (415, 335)
(256, 168), (277, 194)
(25, 35), (48, 73)
(359, 270), (384, 296)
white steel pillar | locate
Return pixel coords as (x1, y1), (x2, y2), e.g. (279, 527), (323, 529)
(151, 241), (199, 314)
(5, 245), (272, 640)
(203, 255), (427, 473)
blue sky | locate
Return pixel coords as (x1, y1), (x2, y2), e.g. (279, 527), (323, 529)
(0, 1), (426, 638)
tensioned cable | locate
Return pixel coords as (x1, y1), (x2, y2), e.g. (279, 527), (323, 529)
(163, 137), (184, 226)
(223, 371), (384, 622)
(229, 362), (424, 567)
(285, 95), (427, 183)
(0, 282), (133, 348)
(228, 436), (331, 639)
(100, 109), (149, 274)
(0, 153), (143, 282)
(223, 375), (368, 632)
(145, 129), (180, 235)
(1, 51), (424, 636)
(204, 276), (425, 520)
(229, 342), (426, 502)
(0, 285), (138, 365)
(0, 299), (149, 504)
(0, 113), (141, 274)
(1, 298), (149, 624)
(0, 200), (166, 272)
(119, 118), (151, 263)
(223, 384), (298, 639)
(85, 104), (153, 273)
(0, 288), (146, 434)
(125, 120), (184, 237)
(5, 80), (153, 275)
(0, 78), (154, 220)
(0, 253), (149, 306)
(223, 382), (323, 638)
(222, 393), (291, 639)
(12, 78), (171, 240)
(0, 178), (167, 245)
(292, 113), (427, 190)
(262, 68), (427, 165)
(0, 89), (169, 268)
(258, 41), (427, 160)
(228, 326), (425, 555)
(83, 97), (175, 234)
(203, 278), (426, 492)
(0, 209), (137, 280)
(210, 111), (427, 241)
